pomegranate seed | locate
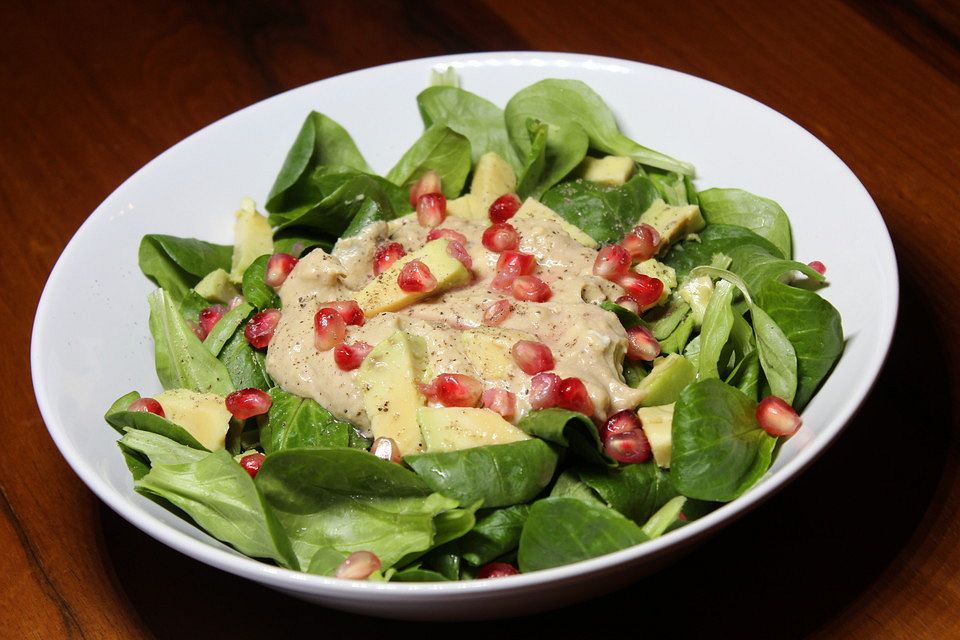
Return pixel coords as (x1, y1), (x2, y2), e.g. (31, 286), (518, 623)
(512, 275), (552, 302)
(129, 397), (165, 417)
(512, 340), (555, 375)
(618, 272), (664, 308)
(481, 388), (517, 419)
(621, 224), (661, 261)
(228, 295), (246, 310)
(225, 388), (273, 420)
(482, 299), (513, 326)
(756, 396), (803, 436)
(197, 305), (226, 341)
(599, 409), (642, 442)
(808, 260), (827, 275)
(477, 562), (519, 579)
(614, 296), (640, 314)
(318, 300), (364, 326)
(373, 242), (407, 276)
(333, 341), (373, 371)
(491, 251), (537, 292)
(239, 452), (266, 478)
(488, 193), (522, 223)
(482, 223), (520, 253)
(530, 372), (562, 409)
(371, 437), (402, 463)
(416, 192), (447, 227)
(244, 308), (281, 349)
(426, 227), (467, 244)
(593, 244), (632, 280)
(605, 430), (652, 464)
(409, 170), (442, 207)
(314, 308), (347, 351)
(335, 551), (382, 580)
(264, 253), (298, 288)
(446, 239), (473, 269)
(397, 259), (437, 293)
(557, 377), (595, 416)
(626, 325), (661, 361)
(430, 373), (483, 407)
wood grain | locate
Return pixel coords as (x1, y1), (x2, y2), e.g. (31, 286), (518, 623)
(3, 0), (959, 637)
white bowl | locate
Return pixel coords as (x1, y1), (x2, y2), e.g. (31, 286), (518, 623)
(31, 52), (897, 620)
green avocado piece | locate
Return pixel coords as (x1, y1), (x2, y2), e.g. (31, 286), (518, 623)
(637, 353), (696, 407)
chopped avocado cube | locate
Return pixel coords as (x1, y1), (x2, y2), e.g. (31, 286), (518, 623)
(637, 353), (696, 407)
(638, 403), (674, 468)
(357, 331), (430, 456)
(154, 389), (231, 450)
(512, 198), (598, 248)
(678, 275), (715, 326)
(229, 198), (274, 283)
(638, 199), (706, 247)
(635, 258), (677, 306)
(354, 238), (471, 317)
(446, 152), (517, 221)
(578, 155), (635, 186)
(460, 326), (538, 380)
(194, 268), (241, 304)
(418, 407), (530, 452)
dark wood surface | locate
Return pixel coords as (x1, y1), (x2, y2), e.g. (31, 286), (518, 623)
(4, 0), (959, 637)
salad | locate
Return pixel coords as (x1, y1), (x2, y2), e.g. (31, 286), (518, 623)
(105, 73), (843, 582)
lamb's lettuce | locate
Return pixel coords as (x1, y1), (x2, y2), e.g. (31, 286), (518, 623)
(385, 124), (471, 199)
(540, 175), (660, 244)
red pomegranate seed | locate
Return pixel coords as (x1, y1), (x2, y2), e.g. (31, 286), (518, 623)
(371, 437), (402, 463)
(478, 562), (519, 579)
(333, 341), (373, 371)
(621, 224), (661, 261)
(614, 296), (640, 314)
(397, 259), (437, 293)
(239, 452), (266, 478)
(129, 397), (165, 417)
(335, 551), (382, 580)
(557, 377), (595, 416)
(756, 396), (803, 436)
(264, 252), (298, 288)
(491, 251), (537, 292)
(481, 388), (517, 419)
(599, 409), (642, 442)
(373, 242), (407, 276)
(314, 308), (347, 351)
(626, 325), (661, 361)
(416, 192), (447, 227)
(482, 299), (513, 326)
(605, 430), (652, 464)
(593, 244), (632, 280)
(197, 305), (226, 341)
(512, 340), (555, 375)
(244, 308), (281, 349)
(530, 372), (562, 410)
(482, 223), (520, 253)
(318, 300), (364, 326)
(446, 239), (473, 269)
(225, 388), (273, 420)
(409, 170), (442, 207)
(512, 275), (552, 302)
(618, 272), (664, 308)
(488, 193), (522, 223)
(808, 260), (827, 275)
(430, 373), (483, 407)
(426, 227), (467, 244)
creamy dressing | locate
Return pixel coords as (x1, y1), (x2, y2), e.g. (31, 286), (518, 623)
(265, 213), (643, 433)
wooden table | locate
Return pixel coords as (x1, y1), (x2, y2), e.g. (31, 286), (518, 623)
(4, 0), (958, 636)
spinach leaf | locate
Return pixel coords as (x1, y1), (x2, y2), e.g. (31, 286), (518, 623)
(647, 169), (689, 206)
(138, 235), (233, 304)
(549, 470), (604, 503)
(751, 303), (798, 405)
(137, 448), (299, 569)
(640, 496), (687, 539)
(202, 302), (252, 356)
(504, 79), (694, 175)
(623, 360), (649, 388)
(540, 175), (660, 243)
(241, 255), (280, 310)
(147, 289), (233, 395)
(405, 439), (559, 509)
(698, 188), (792, 259)
(118, 443), (151, 481)
(517, 497), (648, 573)
(105, 391), (208, 450)
(218, 326), (272, 391)
(518, 119), (590, 199)
(119, 428), (209, 465)
(518, 408), (614, 467)
(663, 224), (783, 281)
(577, 463), (679, 526)
(385, 124), (472, 199)
(659, 313), (696, 354)
(644, 299), (691, 340)
(671, 379), (777, 501)
(459, 505), (531, 567)
(727, 243), (824, 297)
(727, 350), (761, 400)
(600, 300), (646, 329)
(391, 567), (451, 582)
(305, 547), (348, 576)
(698, 280), (736, 380)
(260, 388), (359, 454)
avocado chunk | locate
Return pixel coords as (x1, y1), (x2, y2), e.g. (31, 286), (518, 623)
(637, 403), (674, 468)
(460, 326), (538, 380)
(634, 258), (677, 306)
(418, 407), (531, 452)
(357, 331), (430, 456)
(577, 155), (635, 186)
(194, 268), (241, 304)
(678, 275), (714, 326)
(638, 199), (705, 248)
(637, 353), (696, 407)
(446, 151), (517, 221)
(154, 389), (231, 450)
(354, 238), (471, 317)
(229, 198), (274, 283)
(512, 198), (598, 248)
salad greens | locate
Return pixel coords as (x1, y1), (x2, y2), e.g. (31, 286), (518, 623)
(106, 74), (843, 582)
